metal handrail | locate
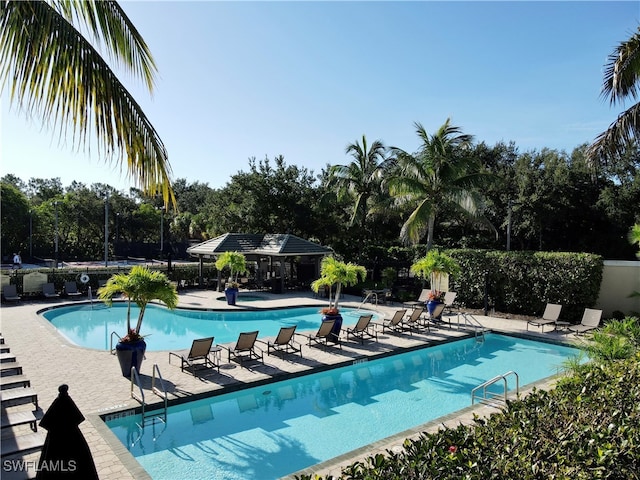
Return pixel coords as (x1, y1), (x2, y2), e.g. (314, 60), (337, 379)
(130, 367), (145, 419)
(109, 331), (121, 354)
(472, 370), (519, 405)
(151, 364), (168, 420)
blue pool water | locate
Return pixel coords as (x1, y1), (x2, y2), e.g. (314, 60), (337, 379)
(41, 305), (379, 351)
(105, 333), (581, 480)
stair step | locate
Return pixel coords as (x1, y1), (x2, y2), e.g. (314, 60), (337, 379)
(0, 387), (38, 409)
(0, 431), (46, 456)
(0, 344), (9, 353)
(0, 353), (17, 364)
(1, 410), (38, 431)
(0, 363), (23, 376)
(0, 375), (30, 390)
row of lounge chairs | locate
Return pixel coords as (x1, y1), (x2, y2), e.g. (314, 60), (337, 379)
(526, 303), (603, 335)
(1, 282), (84, 302)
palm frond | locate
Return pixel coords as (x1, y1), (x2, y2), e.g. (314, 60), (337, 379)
(0, 1), (175, 206)
(588, 102), (640, 163)
(601, 26), (640, 105)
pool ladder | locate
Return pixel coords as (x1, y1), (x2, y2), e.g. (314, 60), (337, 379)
(471, 370), (519, 406)
(130, 364), (168, 428)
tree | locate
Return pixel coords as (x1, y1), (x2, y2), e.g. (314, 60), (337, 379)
(387, 119), (493, 249)
(311, 256), (367, 311)
(410, 250), (460, 292)
(588, 26), (640, 166)
(214, 251), (248, 288)
(327, 135), (389, 227)
(0, 1), (175, 206)
(0, 182), (30, 256)
(98, 266), (178, 341)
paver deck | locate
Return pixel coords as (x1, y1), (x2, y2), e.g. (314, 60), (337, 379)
(0, 290), (579, 480)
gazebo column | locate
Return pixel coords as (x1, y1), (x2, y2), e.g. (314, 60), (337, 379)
(198, 256), (203, 287)
(279, 259), (285, 293)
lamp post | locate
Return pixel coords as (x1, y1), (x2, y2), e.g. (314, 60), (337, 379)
(54, 201), (59, 268)
(104, 192), (109, 267)
(29, 210), (33, 259)
(159, 206), (164, 258)
(115, 213), (120, 258)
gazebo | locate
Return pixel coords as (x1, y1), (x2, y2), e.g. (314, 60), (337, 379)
(186, 233), (333, 293)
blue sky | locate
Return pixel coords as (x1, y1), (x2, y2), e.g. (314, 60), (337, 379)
(2, 1), (639, 192)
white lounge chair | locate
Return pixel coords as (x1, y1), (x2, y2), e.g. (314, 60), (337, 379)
(568, 308), (602, 336)
(527, 303), (563, 332)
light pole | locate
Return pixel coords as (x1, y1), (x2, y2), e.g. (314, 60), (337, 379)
(54, 201), (59, 268)
(104, 192), (109, 267)
(29, 210), (33, 259)
(115, 213), (120, 258)
(159, 206), (164, 258)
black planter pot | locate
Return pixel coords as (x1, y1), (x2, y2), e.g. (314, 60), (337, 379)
(115, 339), (147, 377)
(225, 287), (239, 305)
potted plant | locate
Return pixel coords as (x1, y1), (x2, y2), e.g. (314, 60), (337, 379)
(311, 257), (367, 340)
(410, 250), (460, 316)
(98, 266), (178, 377)
(215, 251), (248, 305)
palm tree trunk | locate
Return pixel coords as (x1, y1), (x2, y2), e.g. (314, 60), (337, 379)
(135, 305), (147, 334)
(426, 213), (436, 250)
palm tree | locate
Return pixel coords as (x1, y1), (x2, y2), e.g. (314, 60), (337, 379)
(327, 135), (389, 227)
(588, 27), (640, 166)
(386, 119), (493, 248)
(311, 256), (367, 311)
(98, 266), (178, 340)
(0, 1), (175, 206)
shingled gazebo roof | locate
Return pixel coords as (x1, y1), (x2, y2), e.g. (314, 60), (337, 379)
(186, 233), (333, 258)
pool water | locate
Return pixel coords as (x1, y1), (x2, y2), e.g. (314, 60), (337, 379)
(105, 333), (582, 480)
(41, 305), (379, 351)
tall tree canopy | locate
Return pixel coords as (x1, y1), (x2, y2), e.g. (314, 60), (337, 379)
(0, 0), (175, 206)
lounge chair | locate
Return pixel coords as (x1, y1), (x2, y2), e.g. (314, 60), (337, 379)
(64, 281), (83, 298)
(526, 303), (562, 332)
(403, 289), (430, 309)
(169, 337), (219, 375)
(346, 314), (377, 344)
(262, 326), (302, 357)
(1, 285), (21, 302)
(421, 303), (446, 329)
(42, 283), (60, 298)
(443, 291), (457, 313)
(378, 308), (408, 335)
(399, 306), (426, 335)
(223, 331), (264, 366)
(305, 319), (341, 350)
(568, 308), (602, 336)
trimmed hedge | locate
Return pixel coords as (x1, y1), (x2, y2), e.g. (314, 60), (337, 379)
(447, 250), (603, 322)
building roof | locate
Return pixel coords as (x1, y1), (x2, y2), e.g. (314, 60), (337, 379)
(186, 233), (333, 258)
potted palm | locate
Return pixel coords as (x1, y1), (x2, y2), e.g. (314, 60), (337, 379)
(98, 266), (178, 377)
(410, 250), (460, 316)
(311, 257), (367, 340)
(215, 251), (248, 305)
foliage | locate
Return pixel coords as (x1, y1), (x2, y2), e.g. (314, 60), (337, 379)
(448, 250), (603, 320)
(214, 251), (248, 288)
(311, 257), (367, 311)
(98, 266), (178, 341)
(410, 250), (460, 291)
(588, 26), (640, 167)
(296, 318), (640, 480)
(380, 267), (396, 288)
(0, 0), (175, 205)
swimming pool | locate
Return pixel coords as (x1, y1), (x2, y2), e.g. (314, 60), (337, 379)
(41, 304), (380, 351)
(104, 333), (581, 480)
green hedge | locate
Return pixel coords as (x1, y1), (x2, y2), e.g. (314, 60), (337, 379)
(447, 250), (603, 322)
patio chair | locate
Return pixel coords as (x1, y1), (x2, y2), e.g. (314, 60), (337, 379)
(169, 337), (219, 375)
(42, 283), (60, 299)
(346, 314), (377, 344)
(64, 281), (83, 298)
(443, 291), (457, 313)
(223, 331), (264, 367)
(568, 308), (602, 336)
(1, 285), (21, 302)
(262, 326), (302, 357)
(305, 319), (341, 350)
(378, 309), (407, 334)
(399, 306), (426, 335)
(421, 303), (446, 329)
(526, 303), (562, 332)
(403, 289), (429, 309)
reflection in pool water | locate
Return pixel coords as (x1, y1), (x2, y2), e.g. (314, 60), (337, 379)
(42, 304), (380, 351)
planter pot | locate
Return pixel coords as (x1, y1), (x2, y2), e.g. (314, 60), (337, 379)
(225, 287), (239, 305)
(115, 339), (147, 377)
(427, 300), (442, 318)
(322, 314), (343, 342)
